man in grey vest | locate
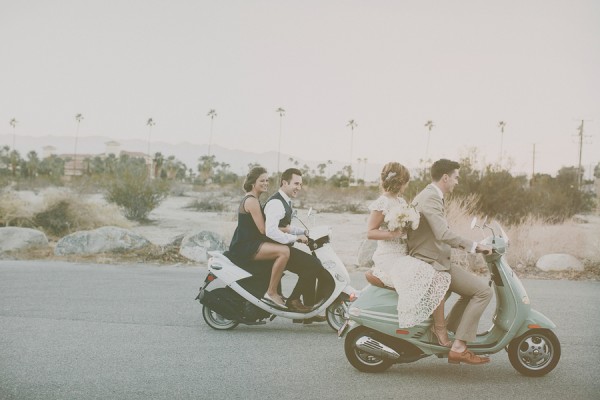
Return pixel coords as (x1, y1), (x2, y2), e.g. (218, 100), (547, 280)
(264, 168), (330, 322)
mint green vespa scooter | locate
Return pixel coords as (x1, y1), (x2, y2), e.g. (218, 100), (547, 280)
(339, 218), (561, 376)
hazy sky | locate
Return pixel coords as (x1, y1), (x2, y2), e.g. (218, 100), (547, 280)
(1, 0), (599, 177)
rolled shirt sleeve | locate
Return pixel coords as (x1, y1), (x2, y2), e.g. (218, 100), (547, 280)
(264, 199), (298, 244)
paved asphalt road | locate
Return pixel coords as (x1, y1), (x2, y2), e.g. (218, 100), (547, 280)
(0, 260), (599, 400)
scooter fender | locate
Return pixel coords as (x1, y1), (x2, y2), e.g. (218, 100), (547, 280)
(207, 251), (251, 285)
(315, 245), (351, 284)
(514, 308), (557, 337)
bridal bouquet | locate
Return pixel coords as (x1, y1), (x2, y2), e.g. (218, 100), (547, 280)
(384, 203), (420, 232)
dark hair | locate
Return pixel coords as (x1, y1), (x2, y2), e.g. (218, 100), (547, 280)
(243, 166), (268, 192)
(380, 162), (410, 194)
(280, 168), (302, 187)
(430, 159), (460, 181)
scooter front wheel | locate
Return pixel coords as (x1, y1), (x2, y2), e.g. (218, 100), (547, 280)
(344, 326), (394, 373)
(507, 329), (560, 377)
(326, 300), (348, 332)
(202, 305), (239, 330)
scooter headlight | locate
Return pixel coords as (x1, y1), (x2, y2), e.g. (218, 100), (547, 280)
(522, 295), (530, 304)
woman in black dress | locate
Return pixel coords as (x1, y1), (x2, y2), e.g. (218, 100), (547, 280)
(228, 166), (290, 308)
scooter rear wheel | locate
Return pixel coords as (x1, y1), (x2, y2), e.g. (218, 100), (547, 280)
(507, 329), (560, 377)
(202, 305), (239, 330)
(344, 326), (394, 373)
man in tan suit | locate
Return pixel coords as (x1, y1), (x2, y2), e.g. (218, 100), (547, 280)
(408, 159), (493, 365)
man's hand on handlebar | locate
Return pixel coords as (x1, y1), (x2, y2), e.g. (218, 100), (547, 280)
(296, 234), (309, 244)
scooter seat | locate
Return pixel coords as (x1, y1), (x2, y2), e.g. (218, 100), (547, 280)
(365, 270), (395, 291)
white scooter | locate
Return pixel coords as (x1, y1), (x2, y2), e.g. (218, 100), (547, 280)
(195, 211), (356, 332)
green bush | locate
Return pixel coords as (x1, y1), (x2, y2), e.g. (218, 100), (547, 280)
(105, 166), (170, 221)
(33, 200), (72, 236)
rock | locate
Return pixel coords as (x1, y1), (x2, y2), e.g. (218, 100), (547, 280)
(0, 227), (49, 253)
(179, 230), (227, 262)
(54, 226), (151, 255)
(536, 253), (584, 272)
(357, 239), (377, 268)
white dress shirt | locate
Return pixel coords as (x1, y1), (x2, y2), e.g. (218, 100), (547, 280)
(264, 190), (305, 244)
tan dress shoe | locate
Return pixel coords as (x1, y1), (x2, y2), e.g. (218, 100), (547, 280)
(448, 349), (490, 365)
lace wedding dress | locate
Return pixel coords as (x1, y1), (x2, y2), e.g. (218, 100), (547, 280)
(369, 195), (451, 328)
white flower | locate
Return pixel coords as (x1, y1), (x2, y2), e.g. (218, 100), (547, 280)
(384, 203), (420, 232)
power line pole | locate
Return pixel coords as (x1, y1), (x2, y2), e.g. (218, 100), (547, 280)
(575, 120), (592, 190)
(531, 143), (536, 186)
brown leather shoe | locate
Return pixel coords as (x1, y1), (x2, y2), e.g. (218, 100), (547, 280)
(304, 315), (327, 324)
(448, 349), (490, 365)
(286, 299), (312, 312)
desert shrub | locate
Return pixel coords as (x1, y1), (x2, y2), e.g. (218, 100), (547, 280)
(297, 185), (377, 214)
(186, 197), (229, 212)
(319, 202), (367, 214)
(0, 190), (34, 227)
(105, 165), (170, 221)
(29, 188), (130, 237)
(33, 200), (72, 236)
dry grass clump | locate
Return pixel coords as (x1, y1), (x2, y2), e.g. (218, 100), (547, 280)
(1, 188), (130, 238)
(506, 216), (593, 267)
(445, 195), (600, 280)
(0, 190), (35, 227)
(298, 185), (378, 214)
(36, 189), (131, 237)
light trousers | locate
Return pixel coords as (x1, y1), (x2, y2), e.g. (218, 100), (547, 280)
(445, 265), (493, 343)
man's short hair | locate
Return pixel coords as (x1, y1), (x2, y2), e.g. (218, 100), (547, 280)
(280, 168), (302, 186)
(430, 159), (460, 181)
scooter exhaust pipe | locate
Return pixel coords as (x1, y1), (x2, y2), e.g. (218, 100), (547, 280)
(355, 336), (400, 360)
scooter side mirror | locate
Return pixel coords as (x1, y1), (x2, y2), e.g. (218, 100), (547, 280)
(307, 207), (313, 218)
(470, 217), (478, 229)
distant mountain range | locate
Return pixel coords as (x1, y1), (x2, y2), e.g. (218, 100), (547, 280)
(1, 134), (380, 181)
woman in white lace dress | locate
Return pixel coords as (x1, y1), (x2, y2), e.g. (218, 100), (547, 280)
(368, 162), (452, 346)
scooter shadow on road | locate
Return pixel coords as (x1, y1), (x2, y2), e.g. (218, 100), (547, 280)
(353, 360), (551, 382)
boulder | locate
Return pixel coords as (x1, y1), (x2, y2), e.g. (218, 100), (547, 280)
(357, 239), (377, 268)
(179, 230), (227, 262)
(536, 253), (584, 272)
(0, 227), (49, 253)
(54, 226), (151, 256)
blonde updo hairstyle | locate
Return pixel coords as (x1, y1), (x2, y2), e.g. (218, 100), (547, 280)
(380, 162), (410, 194)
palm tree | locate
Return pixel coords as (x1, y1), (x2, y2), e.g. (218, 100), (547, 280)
(9, 150), (20, 176)
(275, 107), (286, 174)
(207, 109), (217, 157)
(424, 120), (434, 160)
(346, 120), (358, 181)
(498, 121), (507, 166)
(73, 114), (84, 176)
(146, 118), (155, 157)
(9, 118), (18, 149)
(26, 150), (40, 179)
(153, 152), (165, 179)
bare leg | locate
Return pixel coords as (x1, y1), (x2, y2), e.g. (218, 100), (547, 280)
(254, 243), (290, 306)
(431, 301), (452, 347)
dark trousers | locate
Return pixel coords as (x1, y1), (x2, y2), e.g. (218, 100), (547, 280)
(285, 247), (332, 306)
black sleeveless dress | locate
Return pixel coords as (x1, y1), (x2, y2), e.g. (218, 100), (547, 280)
(228, 195), (268, 263)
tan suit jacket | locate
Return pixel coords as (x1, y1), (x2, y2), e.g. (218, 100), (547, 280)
(408, 184), (473, 271)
